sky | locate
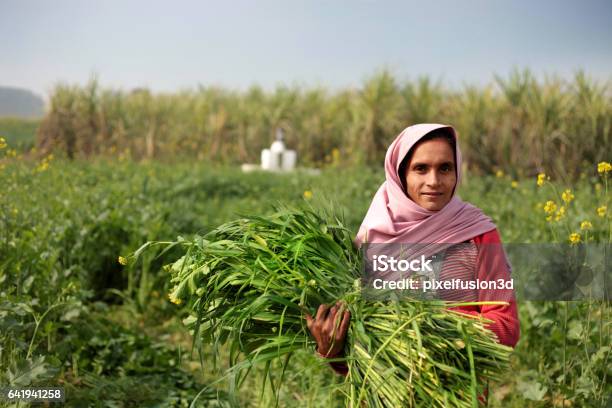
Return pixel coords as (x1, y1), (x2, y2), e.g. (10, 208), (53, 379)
(1, 0), (611, 99)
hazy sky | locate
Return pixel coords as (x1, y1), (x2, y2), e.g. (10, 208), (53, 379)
(2, 0), (611, 99)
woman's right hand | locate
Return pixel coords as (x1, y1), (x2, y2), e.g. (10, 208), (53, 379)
(305, 301), (351, 358)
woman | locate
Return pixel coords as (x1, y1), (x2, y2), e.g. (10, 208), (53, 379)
(305, 123), (520, 381)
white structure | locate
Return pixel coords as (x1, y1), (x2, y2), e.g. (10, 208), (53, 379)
(260, 128), (297, 171)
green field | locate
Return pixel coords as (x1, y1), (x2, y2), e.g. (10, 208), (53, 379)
(0, 117), (39, 152)
(0, 152), (610, 406)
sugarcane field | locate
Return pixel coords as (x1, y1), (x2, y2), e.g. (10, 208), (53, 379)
(1, 2), (611, 407)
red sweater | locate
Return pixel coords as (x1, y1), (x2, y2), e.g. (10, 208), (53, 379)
(327, 228), (520, 376)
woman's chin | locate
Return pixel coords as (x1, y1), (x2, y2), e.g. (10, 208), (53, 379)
(419, 203), (440, 211)
(418, 199), (449, 211)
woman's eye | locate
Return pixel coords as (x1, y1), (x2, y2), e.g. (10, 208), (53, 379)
(441, 165), (452, 172)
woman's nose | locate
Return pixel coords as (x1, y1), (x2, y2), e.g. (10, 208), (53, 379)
(426, 171), (441, 186)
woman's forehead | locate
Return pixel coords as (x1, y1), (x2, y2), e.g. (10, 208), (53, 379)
(410, 139), (455, 162)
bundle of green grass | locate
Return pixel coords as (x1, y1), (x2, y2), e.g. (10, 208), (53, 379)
(154, 207), (512, 407)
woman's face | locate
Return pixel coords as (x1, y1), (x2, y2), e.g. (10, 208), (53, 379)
(403, 138), (457, 211)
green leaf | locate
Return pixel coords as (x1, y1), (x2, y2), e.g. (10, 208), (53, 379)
(8, 356), (54, 387)
(567, 320), (583, 340)
(517, 379), (547, 401)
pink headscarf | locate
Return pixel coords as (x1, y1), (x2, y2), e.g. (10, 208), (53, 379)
(355, 123), (496, 247)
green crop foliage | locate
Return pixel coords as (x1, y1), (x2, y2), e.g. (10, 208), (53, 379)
(0, 151), (609, 406)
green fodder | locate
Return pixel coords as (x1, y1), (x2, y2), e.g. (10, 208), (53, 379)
(134, 207), (512, 407)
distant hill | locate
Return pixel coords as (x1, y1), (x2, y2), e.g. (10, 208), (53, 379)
(0, 86), (45, 118)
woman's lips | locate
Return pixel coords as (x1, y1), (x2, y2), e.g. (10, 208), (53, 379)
(421, 192), (443, 198)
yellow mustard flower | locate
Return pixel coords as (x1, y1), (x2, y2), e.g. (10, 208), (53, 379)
(555, 206), (566, 222)
(36, 161), (49, 172)
(332, 148), (340, 163)
(511, 181), (518, 188)
(495, 170), (504, 178)
(118, 256), (128, 265)
(543, 200), (557, 214)
(580, 220), (593, 230)
(597, 161), (611, 174)
(597, 205), (607, 217)
(536, 173), (547, 187)
(303, 190), (313, 200)
(561, 189), (574, 203)
(0, 137), (6, 149)
(168, 291), (182, 305)
(545, 215), (553, 222)
(569, 232), (581, 245)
